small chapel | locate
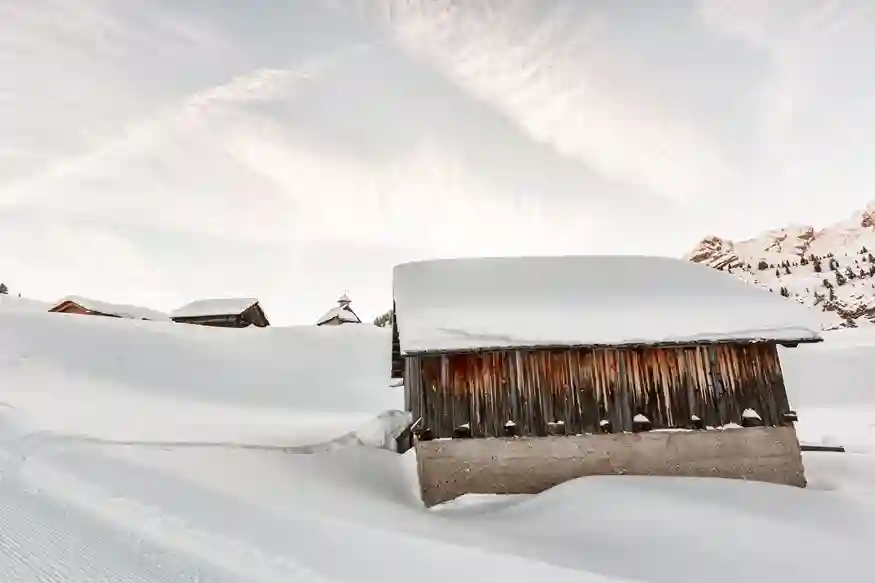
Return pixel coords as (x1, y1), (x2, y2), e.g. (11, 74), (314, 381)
(316, 293), (362, 326)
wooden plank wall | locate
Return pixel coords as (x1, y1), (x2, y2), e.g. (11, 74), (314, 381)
(390, 309), (403, 378)
(405, 343), (792, 438)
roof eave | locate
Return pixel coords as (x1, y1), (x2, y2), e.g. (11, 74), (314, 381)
(172, 314), (241, 321)
(400, 335), (824, 357)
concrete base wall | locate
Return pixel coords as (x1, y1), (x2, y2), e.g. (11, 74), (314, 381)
(415, 427), (806, 507)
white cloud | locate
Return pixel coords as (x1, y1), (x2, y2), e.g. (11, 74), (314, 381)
(382, 0), (732, 203)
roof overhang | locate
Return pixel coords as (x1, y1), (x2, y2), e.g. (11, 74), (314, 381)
(401, 335), (823, 357)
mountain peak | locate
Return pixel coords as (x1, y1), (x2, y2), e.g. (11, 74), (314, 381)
(686, 203), (875, 330)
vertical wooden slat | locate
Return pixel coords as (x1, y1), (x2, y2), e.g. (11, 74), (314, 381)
(409, 341), (795, 439)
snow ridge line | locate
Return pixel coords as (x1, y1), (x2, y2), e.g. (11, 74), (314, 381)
(0, 410), (412, 476)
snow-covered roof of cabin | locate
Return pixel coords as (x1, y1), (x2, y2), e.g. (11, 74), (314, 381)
(171, 298), (259, 319)
(52, 296), (170, 321)
(316, 305), (362, 325)
(392, 255), (823, 354)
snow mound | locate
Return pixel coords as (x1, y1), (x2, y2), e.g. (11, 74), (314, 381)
(0, 310), (401, 447)
(394, 255), (822, 353)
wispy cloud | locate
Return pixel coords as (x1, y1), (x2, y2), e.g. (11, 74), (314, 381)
(380, 0), (732, 203)
(697, 0), (875, 225)
(0, 41), (376, 205)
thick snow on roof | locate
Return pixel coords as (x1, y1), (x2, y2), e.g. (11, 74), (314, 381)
(54, 295), (170, 321)
(317, 305), (362, 325)
(171, 297), (259, 319)
(393, 255), (822, 354)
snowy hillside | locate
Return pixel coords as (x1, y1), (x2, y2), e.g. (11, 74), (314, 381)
(686, 202), (875, 330)
(0, 311), (403, 446)
(0, 307), (872, 581)
(0, 293), (52, 312)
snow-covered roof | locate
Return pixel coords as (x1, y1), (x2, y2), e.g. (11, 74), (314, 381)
(171, 298), (259, 319)
(393, 255), (823, 354)
(316, 305), (362, 325)
(51, 296), (170, 321)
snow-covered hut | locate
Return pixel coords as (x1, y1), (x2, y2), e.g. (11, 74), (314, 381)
(171, 298), (269, 328)
(316, 294), (362, 326)
(49, 296), (170, 321)
(393, 256), (822, 505)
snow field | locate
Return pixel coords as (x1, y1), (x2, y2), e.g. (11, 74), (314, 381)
(0, 307), (871, 581)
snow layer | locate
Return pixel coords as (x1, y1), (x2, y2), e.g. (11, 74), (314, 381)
(393, 255), (822, 353)
(52, 294), (170, 321)
(171, 297), (259, 319)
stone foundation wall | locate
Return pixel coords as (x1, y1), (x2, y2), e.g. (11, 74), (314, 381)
(415, 427), (806, 507)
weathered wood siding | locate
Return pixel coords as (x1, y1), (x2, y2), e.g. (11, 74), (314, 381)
(172, 315), (246, 328)
(405, 343), (792, 438)
(52, 303), (95, 316)
(241, 303), (270, 327)
(391, 307), (403, 378)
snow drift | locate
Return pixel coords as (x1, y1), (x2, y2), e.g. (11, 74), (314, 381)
(0, 310), (403, 449)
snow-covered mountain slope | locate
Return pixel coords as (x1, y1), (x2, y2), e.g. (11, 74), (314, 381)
(0, 303), (873, 581)
(686, 202), (875, 330)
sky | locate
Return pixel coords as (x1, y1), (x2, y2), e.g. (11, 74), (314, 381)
(2, 0), (875, 324)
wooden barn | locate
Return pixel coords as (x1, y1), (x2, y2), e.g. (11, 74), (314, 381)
(48, 296), (170, 321)
(316, 294), (362, 326)
(171, 298), (269, 328)
(392, 256), (823, 506)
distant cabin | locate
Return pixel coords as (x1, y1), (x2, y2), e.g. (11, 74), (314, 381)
(316, 294), (362, 326)
(48, 296), (170, 321)
(171, 298), (269, 328)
